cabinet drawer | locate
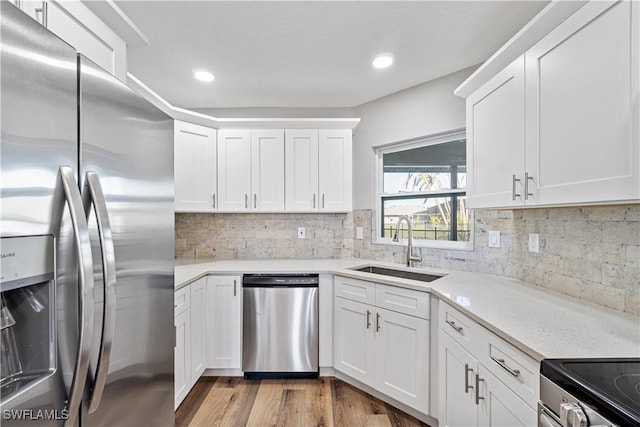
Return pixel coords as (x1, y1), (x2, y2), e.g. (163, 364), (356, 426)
(174, 286), (191, 316)
(438, 302), (480, 354)
(478, 329), (539, 408)
(334, 276), (376, 305)
(375, 284), (430, 319)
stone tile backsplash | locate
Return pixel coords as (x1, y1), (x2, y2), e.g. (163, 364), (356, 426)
(176, 205), (639, 315)
(175, 212), (354, 260)
(353, 205), (640, 315)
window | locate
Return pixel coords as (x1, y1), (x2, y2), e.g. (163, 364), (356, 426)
(375, 129), (472, 249)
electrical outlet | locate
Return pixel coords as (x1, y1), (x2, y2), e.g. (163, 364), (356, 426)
(297, 227), (306, 239)
(528, 233), (539, 253)
(356, 227), (363, 240)
(488, 230), (501, 248)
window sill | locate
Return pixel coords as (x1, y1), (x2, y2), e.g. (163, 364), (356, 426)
(372, 237), (474, 252)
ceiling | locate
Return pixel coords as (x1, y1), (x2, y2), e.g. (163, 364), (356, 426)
(116, 1), (548, 109)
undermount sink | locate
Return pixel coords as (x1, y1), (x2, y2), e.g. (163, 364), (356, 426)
(351, 265), (442, 283)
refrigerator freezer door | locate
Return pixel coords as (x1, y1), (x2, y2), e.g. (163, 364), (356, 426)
(1, 3), (82, 426)
(78, 56), (174, 427)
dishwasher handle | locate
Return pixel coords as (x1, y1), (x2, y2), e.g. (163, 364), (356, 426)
(242, 274), (319, 287)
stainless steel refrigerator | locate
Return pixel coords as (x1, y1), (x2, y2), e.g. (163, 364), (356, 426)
(1, 3), (174, 426)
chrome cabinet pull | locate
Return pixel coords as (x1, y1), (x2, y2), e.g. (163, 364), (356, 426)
(376, 313), (381, 332)
(525, 172), (534, 200)
(245, 194), (248, 209)
(445, 319), (463, 334)
(82, 172), (116, 414)
(322, 194), (325, 209)
(366, 310), (371, 329)
(51, 167), (95, 427)
(233, 279), (237, 297)
(212, 194), (216, 208)
(464, 364), (474, 393)
(253, 194), (257, 209)
(313, 194), (316, 209)
(475, 374), (485, 405)
(490, 355), (521, 377)
(35, 1), (47, 26)
(512, 174), (521, 200)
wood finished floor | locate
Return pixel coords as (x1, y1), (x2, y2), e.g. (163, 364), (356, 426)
(175, 377), (430, 427)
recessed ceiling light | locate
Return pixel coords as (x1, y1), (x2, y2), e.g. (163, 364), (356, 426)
(372, 54), (394, 69)
(193, 69), (215, 82)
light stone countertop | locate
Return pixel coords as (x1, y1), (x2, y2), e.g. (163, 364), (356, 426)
(174, 258), (640, 362)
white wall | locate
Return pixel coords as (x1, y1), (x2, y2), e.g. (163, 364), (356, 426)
(352, 66), (477, 209)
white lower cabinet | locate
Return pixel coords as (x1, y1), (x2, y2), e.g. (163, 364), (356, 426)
(477, 365), (536, 427)
(374, 307), (429, 412)
(437, 302), (537, 427)
(333, 277), (430, 414)
(174, 287), (191, 409)
(206, 275), (242, 369)
(333, 297), (375, 386)
(189, 278), (207, 385)
(438, 332), (479, 427)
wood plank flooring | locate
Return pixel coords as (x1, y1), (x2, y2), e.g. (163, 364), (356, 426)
(175, 377), (430, 427)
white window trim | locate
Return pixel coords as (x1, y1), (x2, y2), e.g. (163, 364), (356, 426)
(372, 128), (474, 251)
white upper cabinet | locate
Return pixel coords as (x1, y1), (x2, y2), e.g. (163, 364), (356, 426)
(174, 121), (217, 212)
(218, 129), (285, 212)
(285, 129), (352, 212)
(217, 129), (252, 212)
(251, 130), (285, 211)
(15, 0), (127, 81)
(525, 0), (639, 206)
(318, 130), (353, 211)
(467, 56), (525, 209)
(463, 0), (640, 209)
(285, 130), (320, 211)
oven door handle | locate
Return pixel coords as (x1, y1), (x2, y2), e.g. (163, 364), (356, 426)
(538, 403), (562, 427)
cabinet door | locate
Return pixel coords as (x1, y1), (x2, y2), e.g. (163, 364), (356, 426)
(285, 130), (319, 211)
(466, 55), (525, 209)
(189, 278), (206, 386)
(174, 308), (191, 409)
(318, 130), (352, 211)
(218, 130), (251, 211)
(333, 297), (375, 387)
(251, 130), (285, 211)
(42, 1), (127, 80)
(174, 121), (217, 212)
(206, 276), (242, 369)
(374, 307), (429, 414)
(525, 0), (640, 205)
(438, 332), (479, 427)
(477, 366), (536, 427)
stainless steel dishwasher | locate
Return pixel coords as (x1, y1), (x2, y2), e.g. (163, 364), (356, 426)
(242, 274), (319, 379)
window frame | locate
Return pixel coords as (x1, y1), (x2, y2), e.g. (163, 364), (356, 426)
(373, 128), (474, 251)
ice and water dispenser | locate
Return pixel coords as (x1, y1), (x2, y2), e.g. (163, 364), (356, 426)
(0, 235), (55, 403)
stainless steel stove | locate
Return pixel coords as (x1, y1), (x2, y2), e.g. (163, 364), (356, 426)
(539, 358), (640, 427)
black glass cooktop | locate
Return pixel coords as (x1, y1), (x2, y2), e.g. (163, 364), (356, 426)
(541, 358), (640, 426)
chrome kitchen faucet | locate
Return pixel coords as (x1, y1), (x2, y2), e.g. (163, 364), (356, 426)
(392, 215), (422, 267)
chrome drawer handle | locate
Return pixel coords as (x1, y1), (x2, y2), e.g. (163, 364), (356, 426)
(475, 374), (484, 405)
(445, 319), (463, 333)
(464, 364), (473, 393)
(490, 355), (521, 377)
(366, 310), (371, 329)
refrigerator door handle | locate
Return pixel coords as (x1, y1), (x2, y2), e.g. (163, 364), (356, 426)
(50, 166), (95, 427)
(82, 171), (117, 414)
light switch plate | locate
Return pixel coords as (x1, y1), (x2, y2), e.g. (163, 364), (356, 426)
(488, 230), (500, 248)
(528, 233), (539, 253)
(298, 227), (305, 239)
(356, 227), (363, 240)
